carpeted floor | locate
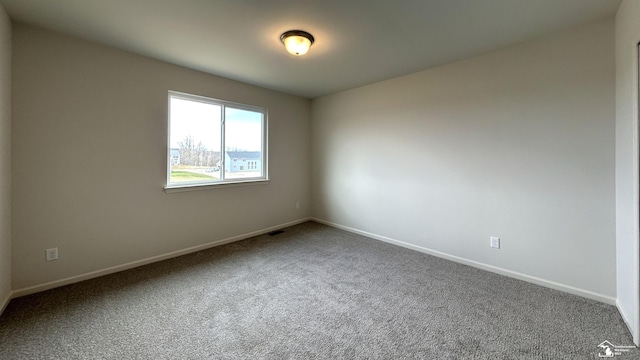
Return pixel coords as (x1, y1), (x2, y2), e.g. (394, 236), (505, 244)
(0, 221), (637, 359)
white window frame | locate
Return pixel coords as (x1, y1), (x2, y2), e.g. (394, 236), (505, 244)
(165, 91), (269, 192)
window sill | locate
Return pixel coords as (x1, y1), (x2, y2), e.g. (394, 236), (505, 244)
(164, 179), (270, 193)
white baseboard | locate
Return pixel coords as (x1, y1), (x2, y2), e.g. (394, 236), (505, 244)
(0, 289), (11, 315)
(312, 217), (616, 306)
(12, 217), (312, 299)
(617, 299), (640, 346)
(9, 217), (617, 308)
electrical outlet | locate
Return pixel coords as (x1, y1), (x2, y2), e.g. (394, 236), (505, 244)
(46, 247), (58, 261)
(490, 237), (500, 249)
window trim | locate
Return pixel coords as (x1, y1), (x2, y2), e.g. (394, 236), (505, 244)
(164, 179), (270, 193)
(165, 91), (269, 191)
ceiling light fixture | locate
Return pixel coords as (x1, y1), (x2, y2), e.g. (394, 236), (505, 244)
(280, 30), (315, 56)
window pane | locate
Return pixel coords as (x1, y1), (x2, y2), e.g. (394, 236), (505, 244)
(166, 91), (267, 189)
(169, 97), (222, 184)
(224, 107), (263, 180)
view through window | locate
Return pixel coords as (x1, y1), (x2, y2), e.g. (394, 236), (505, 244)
(167, 91), (267, 187)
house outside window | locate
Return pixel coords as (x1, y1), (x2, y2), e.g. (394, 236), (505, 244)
(225, 151), (262, 173)
(170, 148), (181, 165)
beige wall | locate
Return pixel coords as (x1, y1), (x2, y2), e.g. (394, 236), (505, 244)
(615, 0), (640, 345)
(311, 18), (616, 300)
(11, 24), (311, 290)
(0, 3), (11, 309)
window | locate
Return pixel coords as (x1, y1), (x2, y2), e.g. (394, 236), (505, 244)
(166, 91), (267, 189)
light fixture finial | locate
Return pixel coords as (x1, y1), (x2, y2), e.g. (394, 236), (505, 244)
(280, 30), (315, 56)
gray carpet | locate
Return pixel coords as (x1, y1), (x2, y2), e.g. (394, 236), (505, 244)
(0, 221), (637, 359)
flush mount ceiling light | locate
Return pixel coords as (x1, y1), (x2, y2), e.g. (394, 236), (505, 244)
(280, 30), (315, 56)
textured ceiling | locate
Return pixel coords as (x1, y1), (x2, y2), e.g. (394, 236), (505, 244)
(0, 0), (622, 98)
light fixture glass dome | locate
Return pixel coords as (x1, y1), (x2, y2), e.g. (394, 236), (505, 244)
(280, 30), (314, 56)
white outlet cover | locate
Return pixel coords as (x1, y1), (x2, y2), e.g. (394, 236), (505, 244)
(490, 237), (500, 249)
(46, 247), (59, 261)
